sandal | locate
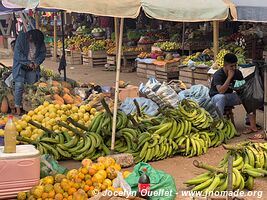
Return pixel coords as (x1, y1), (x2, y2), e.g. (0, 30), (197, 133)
(242, 128), (258, 135)
(249, 133), (265, 140)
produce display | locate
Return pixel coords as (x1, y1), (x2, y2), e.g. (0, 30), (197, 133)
(64, 35), (92, 51)
(17, 157), (131, 199)
(182, 50), (213, 67)
(185, 142), (267, 192)
(91, 27), (105, 34)
(16, 101), (98, 141)
(82, 39), (114, 53)
(106, 46), (143, 55)
(17, 99), (238, 162)
(154, 41), (180, 51)
(23, 80), (82, 109)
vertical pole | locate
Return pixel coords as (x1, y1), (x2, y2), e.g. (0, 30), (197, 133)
(111, 18), (124, 152)
(61, 11), (67, 81)
(35, 11), (39, 29)
(182, 22), (185, 56)
(227, 155), (233, 200)
(213, 21), (219, 61)
(53, 14), (57, 61)
(114, 18), (119, 55)
(264, 65), (267, 139)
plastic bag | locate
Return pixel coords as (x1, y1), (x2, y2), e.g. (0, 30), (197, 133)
(40, 154), (68, 178)
(235, 68), (264, 114)
(125, 162), (177, 200)
(113, 172), (132, 193)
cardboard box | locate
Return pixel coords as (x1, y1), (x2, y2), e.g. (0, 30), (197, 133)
(114, 85), (139, 102)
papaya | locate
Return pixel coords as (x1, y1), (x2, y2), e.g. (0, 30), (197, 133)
(1, 96), (9, 113)
(62, 94), (74, 104)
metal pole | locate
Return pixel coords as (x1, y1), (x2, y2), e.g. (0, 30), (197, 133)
(111, 18), (124, 152)
(61, 11), (67, 81)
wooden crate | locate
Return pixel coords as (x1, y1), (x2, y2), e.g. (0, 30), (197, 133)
(82, 55), (106, 67)
(156, 71), (179, 82)
(138, 43), (153, 52)
(107, 55), (116, 65)
(156, 61), (179, 72)
(65, 49), (82, 65)
(179, 66), (209, 86)
(87, 50), (107, 58)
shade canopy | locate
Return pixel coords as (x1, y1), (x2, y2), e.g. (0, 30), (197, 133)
(0, 1), (22, 14)
(39, 0), (229, 21)
(40, 0), (141, 19)
(141, 0), (229, 22)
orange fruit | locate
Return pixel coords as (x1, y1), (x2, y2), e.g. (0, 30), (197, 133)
(67, 195), (73, 200)
(68, 187), (77, 195)
(55, 193), (64, 200)
(78, 172), (85, 180)
(97, 170), (107, 179)
(73, 182), (80, 190)
(103, 179), (112, 187)
(85, 179), (93, 186)
(80, 167), (88, 175)
(83, 185), (90, 192)
(63, 192), (69, 198)
(84, 174), (91, 181)
(88, 168), (97, 176)
(41, 192), (49, 199)
(48, 190), (55, 198)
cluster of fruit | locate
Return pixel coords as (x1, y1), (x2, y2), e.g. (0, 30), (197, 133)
(182, 51), (213, 66)
(214, 49), (230, 69)
(132, 99), (237, 162)
(185, 142), (267, 192)
(154, 41), (180, 51)
(19, 99), (238, 162)
(16, 101), (97, 141)
(106, 46), (143, 55)
(23, 80), (82, 110)
(65, 35), (92, 51)
(137, 52), (151, 59)
(91, 28), (105, 34)
(17, 157), (131, 200)
(40, 67), (60, 81)
(82, 39), (115, 53)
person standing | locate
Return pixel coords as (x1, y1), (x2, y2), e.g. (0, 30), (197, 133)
(12, 29), (46, 115)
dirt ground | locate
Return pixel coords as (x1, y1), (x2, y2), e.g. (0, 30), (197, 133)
(1, 57), (266, 200)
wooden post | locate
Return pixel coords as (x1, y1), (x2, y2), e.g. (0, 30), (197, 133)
(182, 22), (185, 56)
(264, 65), (267, 139)
(53, 15), (58, 61)
(35, 11), (39, 29)
(114, 18), (119, 55)
(227, 155), (233, 200)
(213, 21), (219, 61)
(111, 18), (124, 152)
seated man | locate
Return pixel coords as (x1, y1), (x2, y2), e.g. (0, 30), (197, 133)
(210, 53), (261, 137)
(209, 53), (243, 116)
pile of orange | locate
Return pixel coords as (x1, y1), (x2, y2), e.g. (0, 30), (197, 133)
(17, 157), (131, 200)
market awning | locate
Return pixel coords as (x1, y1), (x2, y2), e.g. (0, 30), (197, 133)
(1, 0), (38, 9)
(226, 0), (267, 22)
(39, 0), (229, 21)
(141, 0), (229, 22)
(0, 1), (23, 14)
(39, 0), (141, 19)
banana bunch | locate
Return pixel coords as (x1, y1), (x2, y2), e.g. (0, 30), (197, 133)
(177, 99), (213, 130)
(216, 119), (238, 140)
(88, 110), (129, 134)
(134, 133), (179, 163)
(215, 49), (230, 68)
(176, 132), (210, 157)
(186, 142), (267, 193)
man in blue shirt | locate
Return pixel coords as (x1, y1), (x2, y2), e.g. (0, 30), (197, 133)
(12, 29), (46, 115)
